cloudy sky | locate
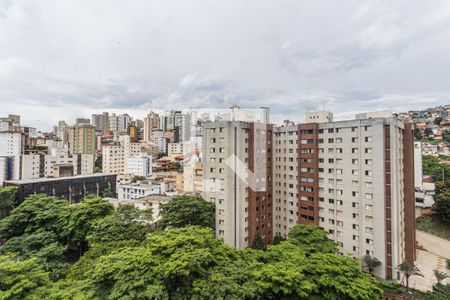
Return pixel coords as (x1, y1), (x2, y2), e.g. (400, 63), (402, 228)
(1, 0), (450, 130)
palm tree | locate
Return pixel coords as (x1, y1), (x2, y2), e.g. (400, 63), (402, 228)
(397, 260), (424, 289)
(362, 255), (381, 275)
(434, 269), (449, 286)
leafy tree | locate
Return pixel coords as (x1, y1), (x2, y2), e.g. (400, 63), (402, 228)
(432, 180), (450, 221)
(86, 204), (151, 244)
(250, 230), (266, 250)
(101, 188), (115, 198)
(434, 117), (443, 126)
(0, 230), (68, 280)
(0, 194), (70, 240)
(67, 195), (114, 255)
(397, 260), (424, 289)
(94, 154), (102, 173)
(287, 224), (337, 254)
(132, 175), (146, 182)
(159, 195), (215, 229)
(0, 255), (52, 300)
(424, 127), (434, 137)
(434, 192), (450, 221)
(67, 240), (143, 282)
(67, 226), (382, 300)
(362, 255), (381, 276)
(434, 269), (449, 286)
(272, 233), (286, 245)
(299, 252), (382, 299)
(0, 186), (17, 218)
(116, 203), (152, 222)
(414, 126), (423, 140)
(423, 155), (450, 182)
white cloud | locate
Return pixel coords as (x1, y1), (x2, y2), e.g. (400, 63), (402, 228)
(0, 0), (450, 131)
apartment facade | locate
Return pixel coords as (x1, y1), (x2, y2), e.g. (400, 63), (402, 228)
(102, 135), (148, 175)
(203, 110), (416, 280)
(68, 123), (96, 155)
(144, 111), (161, 142)
(126, 155), (152, 179)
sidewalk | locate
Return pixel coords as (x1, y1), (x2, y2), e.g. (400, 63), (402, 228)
(409, 230), (450, 292)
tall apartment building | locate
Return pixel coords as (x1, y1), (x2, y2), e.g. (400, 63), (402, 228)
(118, 114), (131, 133)
(143, 111), (160, 142)
(0, 131), (23, 156)
(102, 144), (125, 174)
(102, 135), (143, 175)
(53, 120), (70, 144)
(92, 112), (109, 135)
(203, 109), (415, 281)
(69, 123), (96, 155)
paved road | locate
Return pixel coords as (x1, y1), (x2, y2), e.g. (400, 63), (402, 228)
(410, 230), (450, 292)
(416, 230), (450, 259)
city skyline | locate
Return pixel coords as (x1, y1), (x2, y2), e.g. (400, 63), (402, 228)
(2, 0), (450, 130)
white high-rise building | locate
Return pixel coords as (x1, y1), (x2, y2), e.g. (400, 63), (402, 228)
(126, 155), (152, 179)
(0, 132), (23, 156)
(21, 155), (41, 180)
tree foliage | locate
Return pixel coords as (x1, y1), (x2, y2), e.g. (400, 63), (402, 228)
(0, 255), (52, 300)
(433, 180), (450, 221)
(0, 195), (387, 299)
(86, 204), (151, 244)
(287, 223), (337, 254)
(0, 186), (17, 218)
(272, 233), (286, 245)
(398, 260), (424, 289)
(423, 155), (450, 182)
(362, 255), (382, 275)
(0, 194), (70, 240)
(63, 225), (382, 300)
(250, 230), (266, 250)
(159, 195), (215, 229)
(67, 195), (114, 243)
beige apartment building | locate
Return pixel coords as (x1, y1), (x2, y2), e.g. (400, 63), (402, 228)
(203, 109), (415, 281)
(68, 123), (97, 155)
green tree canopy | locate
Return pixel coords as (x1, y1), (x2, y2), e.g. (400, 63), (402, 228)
(362, 255), (382, 275)
(86, 204), (151, 244)
(398, 260), (424, 289)
(433, 181), (450, 221)
(250, 230), (266, 250)
(0, 186), (18, 218)
(423, 155), (450, 181)
(287, 224), (338, 254)
(67, 226), (382, 300)
(0, 255), (52, 300)
(0, 194), (70, 240)
(159, 195), (215, 229)
(67, 195), (114, 243)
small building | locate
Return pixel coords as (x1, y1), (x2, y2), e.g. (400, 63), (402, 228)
(117, 181), (161, 200)
(109, 194), (174, 225)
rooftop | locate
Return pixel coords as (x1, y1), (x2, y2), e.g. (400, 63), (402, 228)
(4, 173), (116, 185)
